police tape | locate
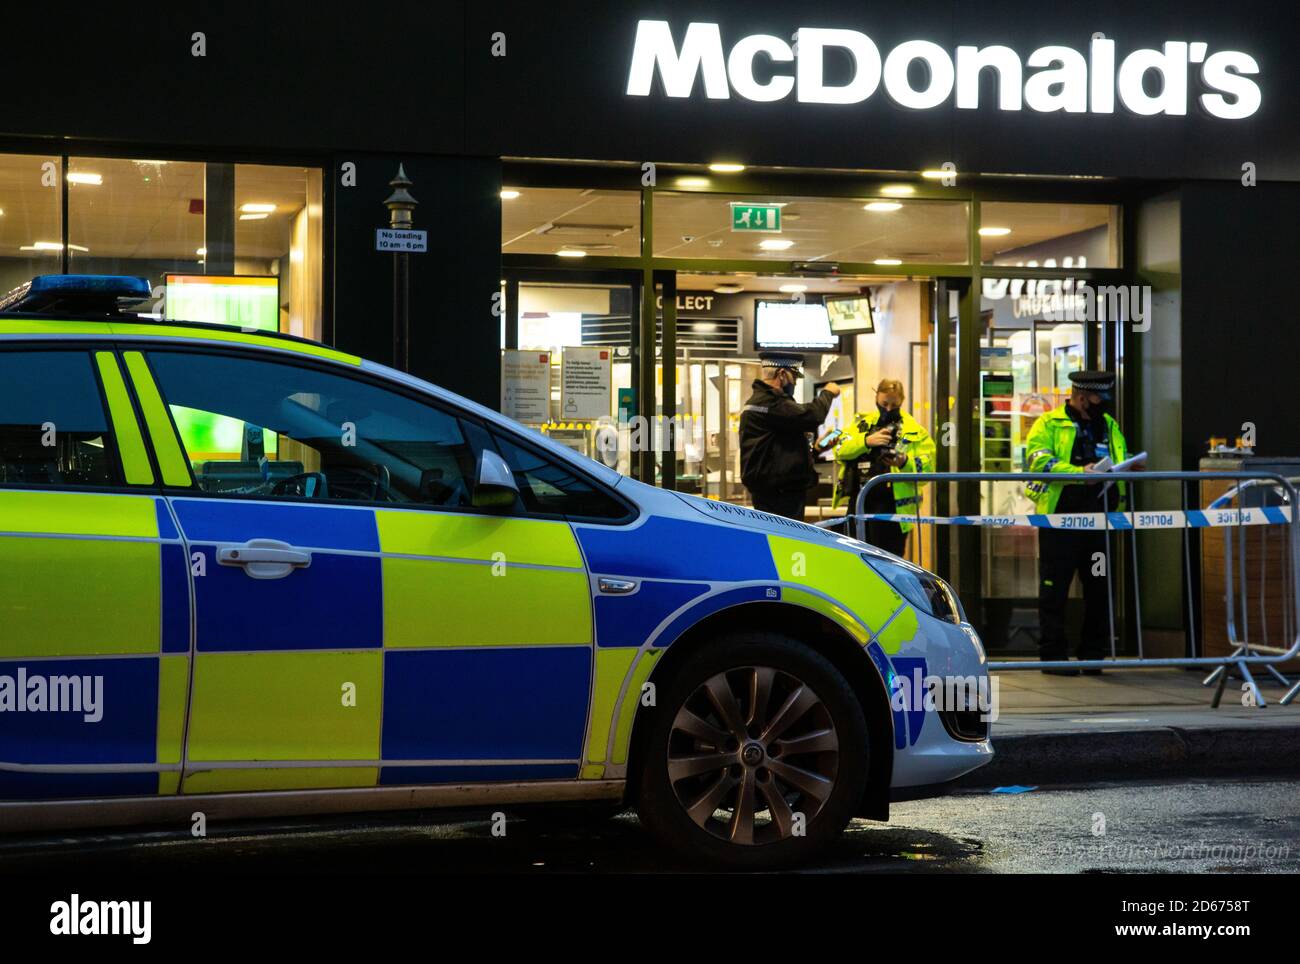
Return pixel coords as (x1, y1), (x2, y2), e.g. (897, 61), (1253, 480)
(850, 506), (1294, 530)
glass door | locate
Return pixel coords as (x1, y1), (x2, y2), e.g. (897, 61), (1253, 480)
(501, 275), (639, 478)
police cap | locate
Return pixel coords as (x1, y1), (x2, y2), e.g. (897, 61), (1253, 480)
(1068, 370), (1116, 400)
(759, 351), (805, 378)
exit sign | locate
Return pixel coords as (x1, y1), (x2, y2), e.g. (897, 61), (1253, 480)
(731, 203), (781, 233)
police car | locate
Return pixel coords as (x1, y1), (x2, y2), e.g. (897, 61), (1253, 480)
(0, 275), (991, 868)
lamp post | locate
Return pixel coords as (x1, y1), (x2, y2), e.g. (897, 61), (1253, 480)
(383, 164), (418, 372)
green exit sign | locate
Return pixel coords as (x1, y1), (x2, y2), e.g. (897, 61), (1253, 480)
(731, 203), (781, 233)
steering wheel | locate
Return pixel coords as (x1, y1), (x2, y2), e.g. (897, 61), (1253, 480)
(323, 463), (397, 502)
(270, 471), (330, 499)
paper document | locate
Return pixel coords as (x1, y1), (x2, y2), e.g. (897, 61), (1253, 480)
(1098, 451), (1147, 497)
(1111, 451), (1148, 472)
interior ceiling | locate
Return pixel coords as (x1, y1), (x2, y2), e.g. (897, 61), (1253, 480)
(503, 186), (1112, 266)
(502, 187), (642, 257)
(978, 201), (1112, 261)
(0, 156), (311, 263)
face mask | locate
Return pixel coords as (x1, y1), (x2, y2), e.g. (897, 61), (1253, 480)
(877, 404), (901, 425)
(782, 377), (796, 397)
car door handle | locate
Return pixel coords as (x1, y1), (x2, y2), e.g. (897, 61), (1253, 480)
(217, 539), (312, 580)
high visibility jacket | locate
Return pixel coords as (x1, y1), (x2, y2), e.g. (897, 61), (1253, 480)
(832, 408), (935, 532)
(1023, 404), (1128, 513)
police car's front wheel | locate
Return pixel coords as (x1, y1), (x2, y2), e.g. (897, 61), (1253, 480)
(636, 634), (869, 869)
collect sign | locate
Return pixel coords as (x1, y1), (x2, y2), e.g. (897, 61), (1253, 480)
(561, 347), (612, 420)
(731, 203), (781, 232)
(500, 350), (551, 423)
(375, 228), (428, 252)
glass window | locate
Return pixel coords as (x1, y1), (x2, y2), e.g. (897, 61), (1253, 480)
(233, 163), (324, 341)
(67, 157), (206, 290)
(979, 202), (1119, 267)
(0, 351), (119, 487)
(0, 154), (64, 295)
(653, 193), (969, 264)
(501, 187), (641, 258)
(147, 351), (478, 507)
(66, 158), (323, 341)
(490, 430), (628, 520)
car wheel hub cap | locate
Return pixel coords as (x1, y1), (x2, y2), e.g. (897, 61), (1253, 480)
(666, 665), (841, 846)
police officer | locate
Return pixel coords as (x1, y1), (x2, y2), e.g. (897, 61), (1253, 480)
(1024, 371), (1131, 675)
(832, 378), (935, 556)
(738, 352), (840, 520)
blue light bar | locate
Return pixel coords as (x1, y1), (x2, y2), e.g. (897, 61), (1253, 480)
(0, 274), (152, 314)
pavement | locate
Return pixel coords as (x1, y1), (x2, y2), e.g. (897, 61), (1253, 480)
(965, 664), (1300, 787)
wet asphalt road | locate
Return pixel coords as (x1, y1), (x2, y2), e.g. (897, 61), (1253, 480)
(1, 778), (1295, 874)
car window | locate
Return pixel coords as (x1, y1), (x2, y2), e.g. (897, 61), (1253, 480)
(146, 351), (478, 507)
(0, 350), (121, 487)
(489, 430), (628, 520)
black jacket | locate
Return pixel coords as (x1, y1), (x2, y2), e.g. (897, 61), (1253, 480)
(738, 380), (834, 494)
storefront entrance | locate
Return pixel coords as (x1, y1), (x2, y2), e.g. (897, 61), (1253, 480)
(499, 165), (1133, 652)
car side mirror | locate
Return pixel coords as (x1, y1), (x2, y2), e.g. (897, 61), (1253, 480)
(472, 449), (519, 508)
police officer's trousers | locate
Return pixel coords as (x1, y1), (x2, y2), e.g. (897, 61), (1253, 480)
(749, 488), (807, 522)
(1037, 527), (1113, 660)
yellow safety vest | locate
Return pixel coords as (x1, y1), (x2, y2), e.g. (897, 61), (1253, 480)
(832, 408), (936, 532)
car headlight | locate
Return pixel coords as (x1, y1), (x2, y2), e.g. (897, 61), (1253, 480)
(860, 552), (965, 625)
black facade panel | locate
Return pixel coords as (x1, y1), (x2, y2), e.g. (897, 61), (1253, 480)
(1180, 180), (1300, 466)
(331, 155), (502, 407)
(466, 0), (1299, 182)
(0, 2), (1292, 181)
(0, 2), (466, 155)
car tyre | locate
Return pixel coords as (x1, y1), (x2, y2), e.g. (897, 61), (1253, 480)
(636, 632), (870, 870)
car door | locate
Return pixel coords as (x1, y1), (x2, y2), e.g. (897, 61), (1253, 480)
(127, 345), (597, 794)
(0, 344), (190, 802)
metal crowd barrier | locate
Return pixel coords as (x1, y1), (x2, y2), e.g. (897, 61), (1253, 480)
(1200, 477), (1300, 706)
(815, 470), (1300, 708)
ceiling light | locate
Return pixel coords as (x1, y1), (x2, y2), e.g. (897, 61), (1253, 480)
(557, 249), (587, 258)
(239, 213), (269, 221)
(979, 226), (1012, 236)
(240, 203), (276, 214)
(66, 173), (102, 185)
(758, 239), (793, 251)
(675, 177), (710, 188)
(779, 284), (807, 293)
(196, 247), (207, 256)
(708, 163), (745, 173)
(880, 184), (916, 196)
(921, 169), (956, 179)
(712, 284), (744, 294)
(499, 190), (520, 200)
(864, 201), (903, 212)
(21, 241), (89, 252)
(874, 258), (903, 266)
